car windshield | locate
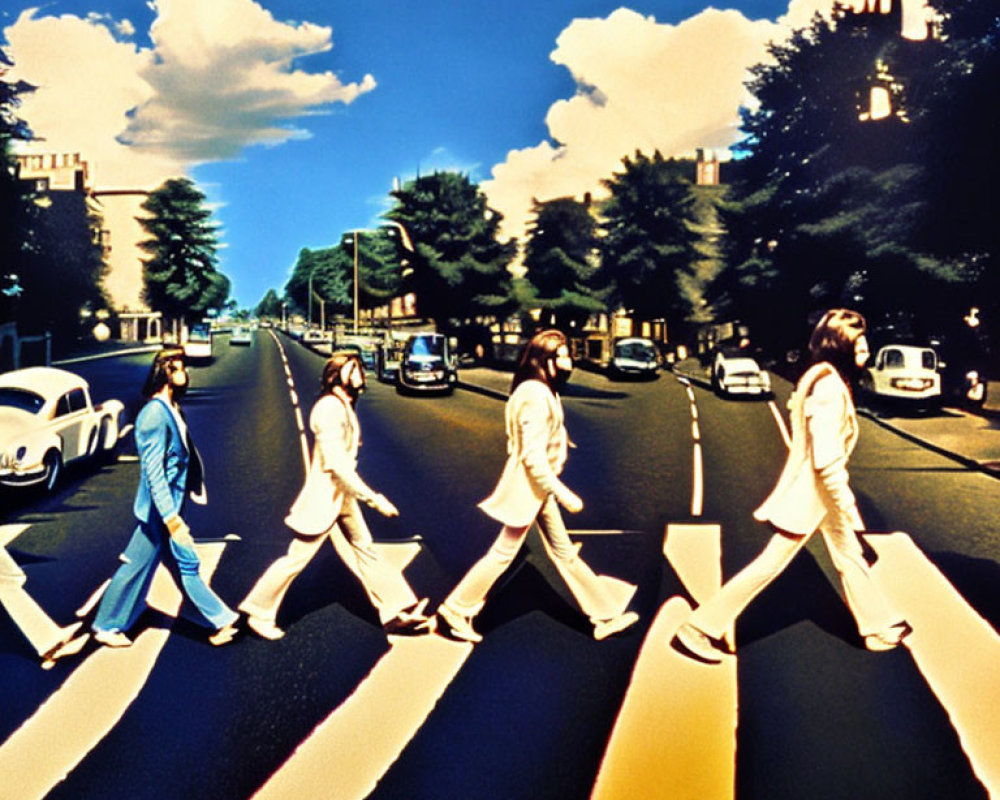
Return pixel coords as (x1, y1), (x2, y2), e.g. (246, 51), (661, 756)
(408, 336), (445, 357)
(615, 342), (656, 360)
(190, 324), (211, 342)
(0, 387), (45, 414)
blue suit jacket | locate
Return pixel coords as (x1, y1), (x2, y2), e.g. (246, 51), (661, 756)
(132, 397), (205, 525)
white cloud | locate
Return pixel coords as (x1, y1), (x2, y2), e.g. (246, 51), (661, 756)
(482, 0), (926, 245)
(4, 0), (375, 187)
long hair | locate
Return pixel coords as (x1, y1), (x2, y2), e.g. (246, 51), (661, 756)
(319, 351), (365, 396)
(511, 329), (567, 393)
(808, 308), (867, 379)
(141, 348), (185, 398)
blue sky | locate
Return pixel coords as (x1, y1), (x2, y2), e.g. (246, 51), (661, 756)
(2, 0), (925, 308)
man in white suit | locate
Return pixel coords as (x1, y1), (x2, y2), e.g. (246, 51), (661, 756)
(674, 309), (912, 663)
(436, 329), (639, 643)
(240, 351), (432, 640)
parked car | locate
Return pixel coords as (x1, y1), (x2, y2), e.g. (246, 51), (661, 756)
(712, 350), (771, 398)
(607, 337), (660, 380)
(301, 328), (329, 345)
(860, 343), (941, 407)
(0, 367), (124, 492)
(229, 326), (253, 346)
(184, 322), (213, 362)
(396, 333), (458, 395)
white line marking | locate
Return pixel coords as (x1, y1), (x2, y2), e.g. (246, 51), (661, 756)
(767, 400), (791, 448)
(691, 443), (704, 517)
(0, 524), (28, 549)
(593, 524), (735, 800)
(691, 420), (701, 442)
(868, 532), (1000, 796)
(254, 635), (473, 800)
(0, 542), (228, 799)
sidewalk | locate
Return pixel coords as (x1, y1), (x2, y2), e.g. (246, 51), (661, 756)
(670, 357), (1000, 478)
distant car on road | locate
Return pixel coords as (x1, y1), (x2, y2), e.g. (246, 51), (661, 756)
(0, 367), (124, 492)
(229, 326), (253, 346)
(860, 343), (941, 407)
(712, 351), (771, 398)
(607, 337), (660, 380)
(396, 333), (457, 395)
(184, 323), (213, 362)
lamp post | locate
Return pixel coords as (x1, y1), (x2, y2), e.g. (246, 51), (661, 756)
(347, 222), (414, 335)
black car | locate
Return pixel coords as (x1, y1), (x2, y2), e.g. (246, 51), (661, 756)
(396, 333), (458, 395)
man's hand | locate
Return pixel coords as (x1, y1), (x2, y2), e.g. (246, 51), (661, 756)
(371, 493), (399, 518)
(166, 515), (195, 548)
(557, 489), (584, 514)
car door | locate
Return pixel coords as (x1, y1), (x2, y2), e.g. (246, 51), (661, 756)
(53, 388), (88, 461)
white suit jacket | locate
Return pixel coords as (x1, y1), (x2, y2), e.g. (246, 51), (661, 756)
(479, 379), (574, 527)
(754, 362), (863, 535)
(285, 393), (377, 536)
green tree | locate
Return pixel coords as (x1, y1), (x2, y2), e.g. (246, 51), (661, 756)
(140, 178), (229, 328)
(919, 0), (1000, 349)
(599, 151), (700, 332)
(284, 246), (352, 324)
(255, 287), (283, 319)
(0, 49), (35, 327)
(522, 196), (606, 331)
(711, 4), (968, 352)
(352, 228), (406, 312)
(386, 171), (516, 330)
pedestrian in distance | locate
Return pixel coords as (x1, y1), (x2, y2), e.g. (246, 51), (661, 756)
(239, 351), (433, 640)
(91, 348), (239, 648)
(1, 544), (89, 668)
(436, 329), (639, 644)
(673, 309), (912, 664)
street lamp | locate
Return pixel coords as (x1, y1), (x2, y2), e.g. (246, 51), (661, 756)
(346, 221), (414, 335)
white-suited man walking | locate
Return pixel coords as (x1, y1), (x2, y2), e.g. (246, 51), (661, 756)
(240, 351), (432, 640)
(436, 329), (639, 644)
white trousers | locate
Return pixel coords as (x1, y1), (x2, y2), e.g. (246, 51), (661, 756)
(0, 546), (77, 657)
(444, 495), (634, 624)
(689, 515), (901, 640)
(240, 498), (416, 625)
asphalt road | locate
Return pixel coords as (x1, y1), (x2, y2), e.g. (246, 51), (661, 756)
(1, 329), (997, 799)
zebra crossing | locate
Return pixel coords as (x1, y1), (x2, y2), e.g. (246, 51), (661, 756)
(2, 516), (994, 799)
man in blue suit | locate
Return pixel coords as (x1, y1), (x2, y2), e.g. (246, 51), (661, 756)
(92, 348), (238, 647)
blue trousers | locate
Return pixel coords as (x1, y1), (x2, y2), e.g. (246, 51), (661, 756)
(93, 519), (237, 634)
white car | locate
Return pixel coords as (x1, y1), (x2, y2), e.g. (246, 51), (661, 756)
(184, 323), (213, 361)
(229, 327), (253, 346)
(713, 352), (771, 397)
(0, 367), (124, 491)
(301, 329), (329, 345)
(861, 344), (941, 405)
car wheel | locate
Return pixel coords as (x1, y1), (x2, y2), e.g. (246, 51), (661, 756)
(43, 449), (62, 492)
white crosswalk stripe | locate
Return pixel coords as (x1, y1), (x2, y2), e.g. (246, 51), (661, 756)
(0, 542), (230, 799)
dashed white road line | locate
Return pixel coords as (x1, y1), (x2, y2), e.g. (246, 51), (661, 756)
(268, 330), (310, 471)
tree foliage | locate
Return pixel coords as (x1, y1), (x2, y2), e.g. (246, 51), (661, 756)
(387, 171), (516, 330)
(284, 246), (351, 321)
(599, 151), (700, 329)
(522, 196), (606, 331)
(140, 178), (229, 325)
(255, 287), (283, 319)
(710, 3), (977, 352)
